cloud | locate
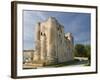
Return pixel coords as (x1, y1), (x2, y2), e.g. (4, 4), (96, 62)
(36, 12), (47, 21)
(23, 10), (91, 49)
(60, 13), (90, 45)
(23, 11), (37, 49)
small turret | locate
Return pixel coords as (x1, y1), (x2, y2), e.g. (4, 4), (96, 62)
(65, 32), (71, 40)
(65, 33), (73, 42)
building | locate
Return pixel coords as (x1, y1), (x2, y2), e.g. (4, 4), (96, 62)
(32, 17), (74, 65)
(23, 50), (34, 64)
(23, 17), (74, 66)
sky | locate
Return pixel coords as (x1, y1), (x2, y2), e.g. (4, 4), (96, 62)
(23, 10), (91, 50)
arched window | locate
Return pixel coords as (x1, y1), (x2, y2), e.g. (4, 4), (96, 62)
(41, 32), (42, 35)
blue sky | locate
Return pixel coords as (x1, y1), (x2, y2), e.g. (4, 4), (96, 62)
(23, 10), (91, 50)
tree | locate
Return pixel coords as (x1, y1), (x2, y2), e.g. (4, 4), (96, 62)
(85, 45), (91, 60)
(74, 44), (87, 57)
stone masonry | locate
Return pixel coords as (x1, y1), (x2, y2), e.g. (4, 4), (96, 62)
(32, 17), (74, 65)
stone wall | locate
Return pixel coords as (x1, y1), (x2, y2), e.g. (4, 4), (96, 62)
(33, 17), (74, 65)
(23, 50), (34, 64)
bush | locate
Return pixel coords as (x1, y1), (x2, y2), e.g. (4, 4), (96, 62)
(74, 44), (91, 60)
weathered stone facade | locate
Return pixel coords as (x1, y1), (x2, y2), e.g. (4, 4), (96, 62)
(23, 50), (34, 64)
(33, 17), (74, 65)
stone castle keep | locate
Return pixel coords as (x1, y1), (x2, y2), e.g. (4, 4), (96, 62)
(23, 17), (74, 66)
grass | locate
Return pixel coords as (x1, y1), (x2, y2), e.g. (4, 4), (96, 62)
(23, 58), (90, 69)
(45, 59), (82, 67)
